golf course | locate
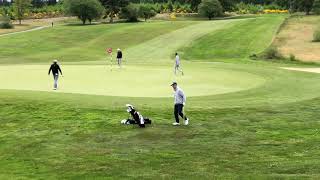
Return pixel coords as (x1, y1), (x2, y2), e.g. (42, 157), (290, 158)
(1, 12), (320, 179)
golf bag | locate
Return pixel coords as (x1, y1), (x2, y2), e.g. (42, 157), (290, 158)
(121, 104), (152, 128)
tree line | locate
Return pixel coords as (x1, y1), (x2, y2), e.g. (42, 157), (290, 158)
(1, 0), (320, 26)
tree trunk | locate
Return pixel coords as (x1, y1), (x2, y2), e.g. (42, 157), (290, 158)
(109, 11), (114, 23)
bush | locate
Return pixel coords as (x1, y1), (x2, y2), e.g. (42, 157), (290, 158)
(261, 47), (282, 60)
(64, 0), (104, 24)
(313, 0), (320, 15)
(313, 29), (320, 42)
(235, 2), (264, 14)
(0, 15), (14, 29)
(289, 54), (297, 61)
(120, 4), (140, 22)
(198, 0), (223, 20)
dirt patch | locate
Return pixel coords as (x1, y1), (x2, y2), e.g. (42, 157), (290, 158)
(274, 15), (320, 62)
(282, 67), (320, 73)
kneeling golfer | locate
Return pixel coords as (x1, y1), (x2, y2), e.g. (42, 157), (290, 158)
(171, 82), (189, 126)
(48, 60), (63, 90)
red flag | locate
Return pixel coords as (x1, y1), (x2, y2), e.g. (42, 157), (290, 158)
(106, 48), (112, 54)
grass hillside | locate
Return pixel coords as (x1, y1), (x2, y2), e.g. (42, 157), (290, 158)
(273, 15), (320, 62)
(181, 15), (286, 60)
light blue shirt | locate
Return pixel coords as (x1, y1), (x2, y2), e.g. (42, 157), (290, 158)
(174, 87), (186, 105)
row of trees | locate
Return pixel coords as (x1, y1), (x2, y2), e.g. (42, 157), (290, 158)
(2, 0), (320, 26)
(64, 0), (158, 24)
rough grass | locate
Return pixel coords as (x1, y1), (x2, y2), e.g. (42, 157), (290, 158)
(1, 83), (320, 179)
(274, 15), (320, 62)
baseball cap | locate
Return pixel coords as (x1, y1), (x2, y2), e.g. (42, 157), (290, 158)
(171, 82), (177, 86)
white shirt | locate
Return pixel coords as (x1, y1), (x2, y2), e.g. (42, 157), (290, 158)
(174, 87), (186, 105)
(175, 55), (180, 65)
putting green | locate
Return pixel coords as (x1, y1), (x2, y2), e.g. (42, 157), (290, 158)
(0, 63), (265, 97)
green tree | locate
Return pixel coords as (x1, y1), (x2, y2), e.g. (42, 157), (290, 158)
(99, 0), (129, 23)
(167, 1), (174, 12)
(13, 0), (32, 25)
(139, 4), (157, 21)
(120, 3), (139, 22)
(303, 0), (315, 15)
(64, 0), (104, 25)
(313, 0), (320, 14)
(198, 0), (223, 20)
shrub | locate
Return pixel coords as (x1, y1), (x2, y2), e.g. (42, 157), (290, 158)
(120, 4), (140, 22)
(313, 29), (320, 42)
(261, 47), (282, 60)
(0, 15), (14, 29)
(198, 0), (223, 20)
(289, 54), (296, 61)
(313, 0), (320, 15)
(64, 0), (104, 24)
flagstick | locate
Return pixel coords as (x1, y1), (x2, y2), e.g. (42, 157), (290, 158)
(110, 53), (113, 71)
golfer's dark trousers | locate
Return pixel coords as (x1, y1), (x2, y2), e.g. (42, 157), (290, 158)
(174, 104), (186, 123)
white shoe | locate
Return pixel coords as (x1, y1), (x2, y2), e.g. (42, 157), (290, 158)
(184, 118), (189, 125)
(172, 122), (180, 126)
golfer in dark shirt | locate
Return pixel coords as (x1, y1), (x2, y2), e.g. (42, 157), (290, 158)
(117, 48), (123, 68)
(48, 60), (63, 90)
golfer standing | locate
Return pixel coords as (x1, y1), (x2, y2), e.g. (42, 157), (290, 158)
(117, 48), (123, 68)
(174, 53), (184, 75)
(171, 82), (189, 126)
(48, 60), (63, 90)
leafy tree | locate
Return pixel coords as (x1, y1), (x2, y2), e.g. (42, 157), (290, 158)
(220, 0), (237, 11)
(48, 0), (57, 5)
(198, 0), (223, 20)
(31, 0), (46, 8)
(313, 0), (320, 14)
(188, 0), (202, 11)
(99, 0), (129, 23)
(139, 4), (156, 21)
(13, 0), (32, 25)
(167, 1), (174, 12)
(120, 3), (139, 22)
(64, 0), (105, 25)
(302, 0), (315, 15)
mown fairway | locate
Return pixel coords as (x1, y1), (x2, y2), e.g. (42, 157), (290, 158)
(1, 14), (320, 179)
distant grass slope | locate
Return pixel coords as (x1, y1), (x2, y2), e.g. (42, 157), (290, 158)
(180, 15), (287, 60)
(0, 21), (196, 64)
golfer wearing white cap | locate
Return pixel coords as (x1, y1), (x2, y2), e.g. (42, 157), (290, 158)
(117, 48), (123, 68)
(48, 60), (63, 90)
(171, 82), (189, 126)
